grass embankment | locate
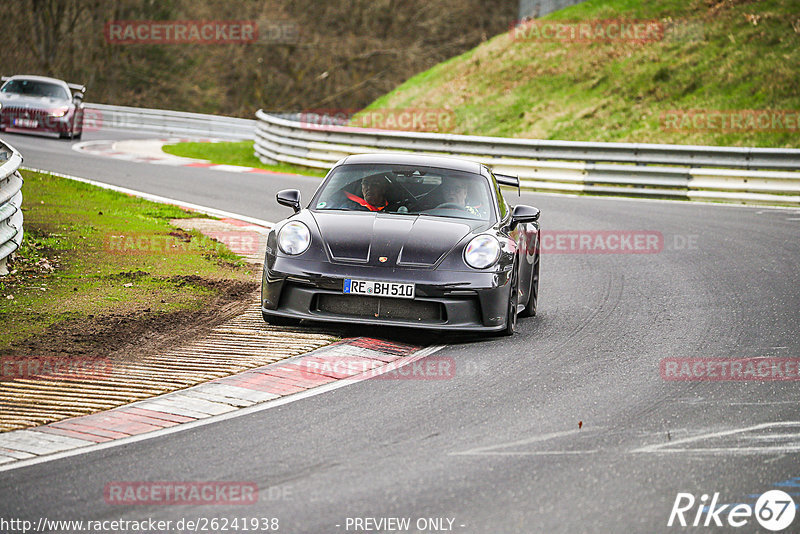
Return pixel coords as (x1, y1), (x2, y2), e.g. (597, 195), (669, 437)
(161, 141), (328, 178)
(363, 0), (800, 147)
(0, 170), (255, 351)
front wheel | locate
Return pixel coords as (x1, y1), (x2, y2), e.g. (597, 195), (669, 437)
(502, 271), (519, 336)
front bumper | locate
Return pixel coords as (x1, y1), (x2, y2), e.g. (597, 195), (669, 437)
(261, 257), (513, 332)
(0, 109), (74, 135)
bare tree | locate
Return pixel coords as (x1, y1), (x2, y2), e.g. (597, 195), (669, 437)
(6, 0), (517, 116)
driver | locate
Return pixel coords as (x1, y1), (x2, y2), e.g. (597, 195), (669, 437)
(442, 179), (484, 217)
(342, 175), (390, 212)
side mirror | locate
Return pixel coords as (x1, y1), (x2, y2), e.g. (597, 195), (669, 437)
(509, 204), (540, 230)
(276, 189), (301, 213)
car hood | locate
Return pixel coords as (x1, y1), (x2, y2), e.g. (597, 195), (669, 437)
(0, 93), (70, 110)
(310, 211), (477, 267)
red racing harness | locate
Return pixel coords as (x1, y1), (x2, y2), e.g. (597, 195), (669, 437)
(345, 192), (387, 212)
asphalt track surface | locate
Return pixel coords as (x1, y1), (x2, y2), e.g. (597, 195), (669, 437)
(2, 129), (800, 533)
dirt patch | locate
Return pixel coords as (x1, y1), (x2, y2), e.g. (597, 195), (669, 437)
(0, 276), (259, 363)
(167, 229), (194, 242)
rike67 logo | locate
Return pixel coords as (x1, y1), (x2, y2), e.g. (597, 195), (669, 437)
(668, 490), (796, 531)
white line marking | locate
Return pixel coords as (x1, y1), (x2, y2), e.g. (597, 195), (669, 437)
(452, 450), (599, 456)
(738, 433), (800, 442)
(638, 446), (800, 455)
(677, 401), (800, 405)
(20, 167), (273, 228)
(0, 345), (446, 473)
(632, 421), (800, 453)
(450, 428), (597, 456)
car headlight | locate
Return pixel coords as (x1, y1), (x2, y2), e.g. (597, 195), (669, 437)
(50, 107), (69, 117)
(464, 235), (501, 269)
(278, 221), (311, 255)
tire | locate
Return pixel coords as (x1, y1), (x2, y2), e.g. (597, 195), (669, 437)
(60, 119), (77, 140)
(262, 311), (299, 327)
(501, 270), (519, 336)
(519, 252), (539, 318)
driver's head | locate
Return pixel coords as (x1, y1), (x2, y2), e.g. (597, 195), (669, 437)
(442, 180), (468, 206)
(361, 176), (388, 206)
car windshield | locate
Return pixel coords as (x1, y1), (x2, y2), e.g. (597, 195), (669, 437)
(312, 164), (494, 222)
(1, 79), (69, 100)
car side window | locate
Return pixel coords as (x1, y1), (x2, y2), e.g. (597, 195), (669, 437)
(492, 174), (508, 220)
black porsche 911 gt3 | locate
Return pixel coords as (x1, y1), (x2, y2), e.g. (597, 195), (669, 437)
(261, 153), (540, 335)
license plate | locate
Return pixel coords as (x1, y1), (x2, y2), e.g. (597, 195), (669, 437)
(13, 118), (38, 128)
(344, 279), (415, 299)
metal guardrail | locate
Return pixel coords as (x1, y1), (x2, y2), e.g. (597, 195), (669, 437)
(519, 0), (588, 19)
(254, 110), (800, 205)
(0, 139), (23, 275)
(85, 103), (256, 140)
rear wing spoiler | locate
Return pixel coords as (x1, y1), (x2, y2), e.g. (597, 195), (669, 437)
(67, 82), (86, 99)
(494, 173), (521, 196)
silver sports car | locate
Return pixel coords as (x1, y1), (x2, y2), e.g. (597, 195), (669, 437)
(0, 75), (86, 139)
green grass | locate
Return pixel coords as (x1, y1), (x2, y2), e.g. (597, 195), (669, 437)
(0, 170), (254, 348)
(161, 141), (328, 177)
(362, 0), (800, 147)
